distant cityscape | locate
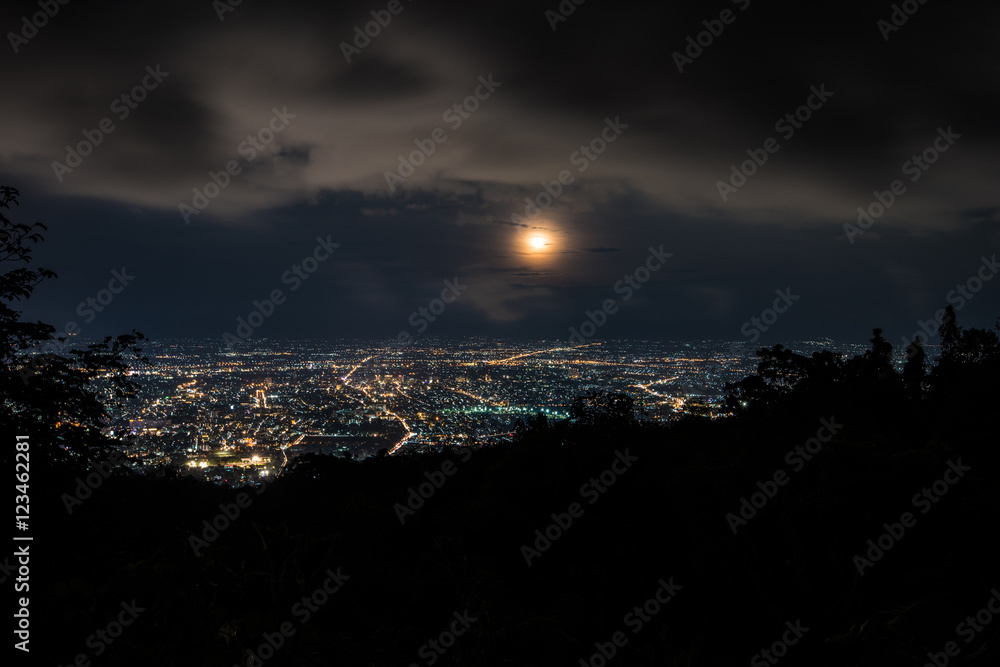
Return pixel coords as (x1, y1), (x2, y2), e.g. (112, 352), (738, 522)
(92, 337), (920, 486)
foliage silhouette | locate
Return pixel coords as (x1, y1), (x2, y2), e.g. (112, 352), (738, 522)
(1, 186), (149, 466)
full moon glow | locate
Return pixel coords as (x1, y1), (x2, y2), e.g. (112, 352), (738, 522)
(519, 228), (558, 257)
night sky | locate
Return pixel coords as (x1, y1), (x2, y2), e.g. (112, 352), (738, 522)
(3, 0), (998, 345)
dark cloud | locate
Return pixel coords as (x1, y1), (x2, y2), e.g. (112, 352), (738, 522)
(326, 57), (433, 101)
(1, 0), (998, 344)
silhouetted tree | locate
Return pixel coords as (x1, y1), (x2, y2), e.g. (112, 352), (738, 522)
(902, 336), (925, 402)
(797, 349), (844, 398)
(939, 304), (962, 357)
(0, 186), (149, 464)
(927, 305), (1000, 406)
(755, 344), (809, 392)
(514, 411), (549, 436)
(570, 390), (635, 427)
(953, 325), (1000, 364)
(865, 328), (895, 381)
(727, 330), (916, 419)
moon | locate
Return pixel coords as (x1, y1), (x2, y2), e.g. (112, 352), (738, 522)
(519, 228), (558, 257)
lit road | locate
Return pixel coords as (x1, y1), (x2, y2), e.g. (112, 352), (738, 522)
(485, 341), (602, 365)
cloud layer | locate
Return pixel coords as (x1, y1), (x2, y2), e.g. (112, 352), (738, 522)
(2, 0), (999, 342)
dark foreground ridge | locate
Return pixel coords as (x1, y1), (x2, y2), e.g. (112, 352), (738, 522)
(13, 320), (1000, 667)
